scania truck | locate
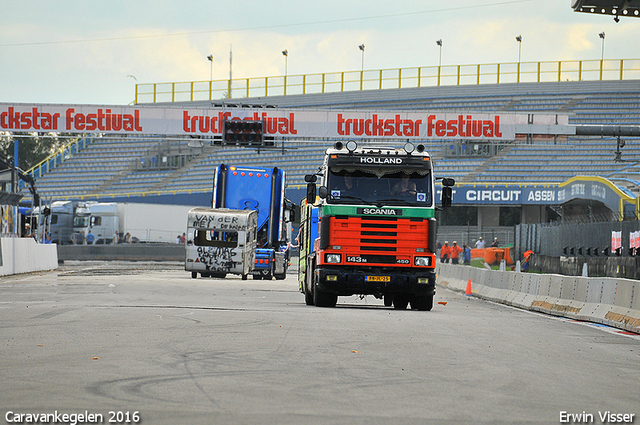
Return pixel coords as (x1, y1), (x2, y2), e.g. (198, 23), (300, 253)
(299, 141), (453, 310)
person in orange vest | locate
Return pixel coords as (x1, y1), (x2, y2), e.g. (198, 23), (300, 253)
(450, 241), (463, 264)
(440, 241), (450, 263)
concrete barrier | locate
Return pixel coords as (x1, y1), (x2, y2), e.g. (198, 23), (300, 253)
(57, 244), (186, 262)
(0, 237), (58, 276)
(436, 263), (640, 334)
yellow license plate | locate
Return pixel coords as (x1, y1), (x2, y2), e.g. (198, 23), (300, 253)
(366, 276), (391, 282)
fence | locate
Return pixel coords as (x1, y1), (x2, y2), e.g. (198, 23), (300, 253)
(515, 220), (640, 277)
(135, 58), (640, 104)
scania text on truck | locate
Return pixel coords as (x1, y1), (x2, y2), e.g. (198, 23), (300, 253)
(299, 141), (454, 310)
(213, 164), (294, 280)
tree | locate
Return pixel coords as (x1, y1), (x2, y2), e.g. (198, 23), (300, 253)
(0, 132), (65, 171)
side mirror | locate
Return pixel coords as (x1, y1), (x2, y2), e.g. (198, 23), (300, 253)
(318, 186), (328, 199)
(441, 186), (452, 208)
(306, 183), (316, 203)
(442, 177), (455, 187)
(304, 174), (317, 183)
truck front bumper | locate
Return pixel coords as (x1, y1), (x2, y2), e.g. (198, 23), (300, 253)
(316, 267), (436, 297)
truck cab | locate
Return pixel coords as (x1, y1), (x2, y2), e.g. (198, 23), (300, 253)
(213, 164), (293, 280)
(299, 141), (454, 310)
(186, 207), (258, 280)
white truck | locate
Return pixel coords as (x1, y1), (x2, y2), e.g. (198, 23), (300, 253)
(63, 202), (198, 244)
(34, 200), (91, 245)
(185, 207), (258, 280)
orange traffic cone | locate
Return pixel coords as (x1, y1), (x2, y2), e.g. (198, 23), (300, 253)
(465, 279), (472, 296)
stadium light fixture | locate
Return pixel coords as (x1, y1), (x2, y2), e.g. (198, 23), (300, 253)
(282, 50), (288, 73)
(282, 50), (288, 95)
(599, 32), (605, 62)
(516, 35), (522, 63)
(436, 39), (443, 68)
(358, 44), (365, 72)
(207, 55), (214, 81)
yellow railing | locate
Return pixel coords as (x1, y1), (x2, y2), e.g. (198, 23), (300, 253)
(134, 58), (640, 104)
(26, 136), (93, 180)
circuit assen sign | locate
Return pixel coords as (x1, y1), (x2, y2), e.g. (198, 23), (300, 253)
(0, 102), (566, 140)
(436, 178), (633, 212)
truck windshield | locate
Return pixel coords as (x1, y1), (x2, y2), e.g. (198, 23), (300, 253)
(73, 216), (90, 228)
(327, 169), (432, 206)
(194, 230), (238, 248)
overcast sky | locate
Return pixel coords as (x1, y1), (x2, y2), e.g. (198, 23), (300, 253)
(1, 0), (638, 105)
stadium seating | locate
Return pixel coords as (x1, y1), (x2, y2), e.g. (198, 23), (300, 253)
(21, 79), (640, 201)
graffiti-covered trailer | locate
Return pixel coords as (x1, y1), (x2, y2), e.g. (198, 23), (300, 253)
(213, 164), (293, 280)
(186, 208), (258, 280)
(299, 142), (454, 310)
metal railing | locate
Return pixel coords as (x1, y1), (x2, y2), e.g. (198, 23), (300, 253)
(135, 58), (640, 104)
(22, 136), (93, 186)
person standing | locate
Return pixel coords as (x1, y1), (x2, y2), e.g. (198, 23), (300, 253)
(475, 237), (486, 249)
(491, 237), (499, 247)
(440, 241), (450, 263)
(450, 241), (463, 264)
(86, 230), (95, 245)
(463, 243), (471, 265)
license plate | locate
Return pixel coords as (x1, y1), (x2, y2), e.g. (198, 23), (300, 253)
(366, 276), (391, 282)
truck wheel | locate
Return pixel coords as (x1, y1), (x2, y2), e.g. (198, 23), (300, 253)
(384, 295), (393, 307)
(274, 273), (286, 280)
(314, 280), (337, 308)
(410, 295), (434, 311)
(242, 274), (248, 280)
(393, 294), (409, 310)
(304, 261), (315, 306)
(191, 272), (197, 279)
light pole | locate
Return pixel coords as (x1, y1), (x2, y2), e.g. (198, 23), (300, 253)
(207, 55), (214, 100)
(516, 35), (522, 82)
(282, 50), (288, 95)
(599, 32), (605, 80)
(358, 44), (365, 90)
(436, 39), (442, 86)
(207, 54), (214, 81)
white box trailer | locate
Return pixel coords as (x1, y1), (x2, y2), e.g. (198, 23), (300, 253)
(116, 203), (198, 243)
(185, 207), (258, 280)
(86, 202), (201, 244)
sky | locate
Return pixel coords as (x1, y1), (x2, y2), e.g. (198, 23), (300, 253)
(1, 0), (639, 106)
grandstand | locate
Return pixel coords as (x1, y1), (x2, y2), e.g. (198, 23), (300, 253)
(21, 79), (640, 206)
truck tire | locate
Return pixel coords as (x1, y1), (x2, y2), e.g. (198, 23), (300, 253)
(191, 272), (197, 279)
(410, 295), (434, 311)
(313, 267), (337, 308)
(304, 260), (315, 306)
(242, 274), (248, 280)
(384, 295), (393, 307)
(314, 284), (337, 308)
(393, 294), (409, 310)
(274, 273), (286, 280)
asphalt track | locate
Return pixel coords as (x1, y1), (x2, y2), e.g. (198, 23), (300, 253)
(1, 261), (639, 425)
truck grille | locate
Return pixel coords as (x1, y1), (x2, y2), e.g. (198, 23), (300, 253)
(328, 215), (429, 265)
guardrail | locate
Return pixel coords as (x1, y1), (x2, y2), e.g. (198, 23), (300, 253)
(135, 58), (640, 104)
(436, 262), (640, 334)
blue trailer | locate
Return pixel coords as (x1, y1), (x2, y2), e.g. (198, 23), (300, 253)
(213, 164), (293, 280)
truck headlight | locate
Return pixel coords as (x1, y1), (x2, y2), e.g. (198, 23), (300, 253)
(414, 256), (432, 267)
(325, 253), (342, 263)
